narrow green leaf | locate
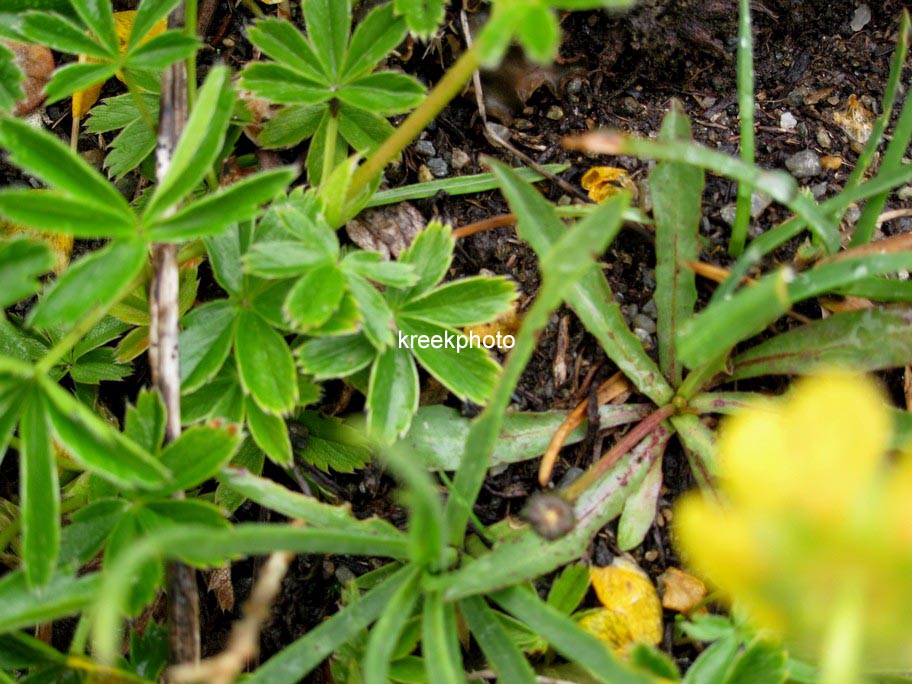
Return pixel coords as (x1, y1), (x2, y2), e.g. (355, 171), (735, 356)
(129, 0), (182, 46)
(341, 251), (417, 287)
(85, 92), (159, 132)
(41, 378), (170, 488)
(461, 595), (536, 684)
(20, 391), (59, 587)
(515, 3), (560, 63)
(492, 585), (651, 684)
(124, 388), (166, 454)
(245, 396), (292, 465)
(44, 61), (119, 105)
(367, 345), (418, 445)
(346, 271), (396, 348)
(29, 240), (146, 332)
(151, 422), (242, 494)
(338, 72), (425, 115)
(284, 263), (347, 330)
(617, 437), (668, 550)
(732, 307), (912, 380)
(652, 101), (702, 385)
(148, 168), (295, 241)
(0, 571), (101, 634)
(0, 42), (25, 114)
(179, 300), (238, 393)
(725, 639), (787, 684)
(71, 0), (118, 52)
(397, 317), (500, 405)
(259, 103), (326, 148)
(19, 12), (111, 57)
(682, 636), (740, 684)
(246, 18), (325, 82)
(0, 118), (132, 217)
(389, 220), (453, 304)
(246, 566), (413, 684)
(422, 591), (466, 684)
(244, 241), (328, 278)
(240, 62), (333, 105)
(401, 276), (517, 327)
(103, 117), (158, 178)
(234, 309), (298, 414)
(0, 238), (54, 308)
(0, 380), (28, 464)
(181, 366), (245, 424)
(125, 31), (200, 69)
(393, 0), (445, 39)
(303, 0), (350, 79)
(296, 333), (375, 379)
(363, 566), (422, 684)
(546, 563), (590, 615)
(0, 190), (136, 238)
(338, 103), (394, 151)
(342, 3), (407, 79)
(204, 222), (249, 298)
(143, 65), (235, 222)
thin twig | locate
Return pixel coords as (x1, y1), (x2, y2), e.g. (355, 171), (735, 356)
(153, 1), (200, 673)
(452, 213), (516, 239)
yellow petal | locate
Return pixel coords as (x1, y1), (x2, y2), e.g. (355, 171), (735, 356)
(580, 166), (638, 204)
(586, 559), (662, 650)
(1, 217), (73, 274)
(72, 54), (103, 119)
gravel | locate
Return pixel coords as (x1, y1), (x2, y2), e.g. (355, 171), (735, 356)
(426, 157), (449, 178)
(785, 149), (821, 179)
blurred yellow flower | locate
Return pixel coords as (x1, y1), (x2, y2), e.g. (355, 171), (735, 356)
(580, 166), (638, 204)
(674, 371), (912, 682)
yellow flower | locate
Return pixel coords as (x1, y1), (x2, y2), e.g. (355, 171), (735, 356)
(674, 371), (912, 676)
(580, 167), (638, 204)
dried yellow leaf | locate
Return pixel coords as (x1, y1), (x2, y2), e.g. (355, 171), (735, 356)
(579, 559), (662, 651)
(72, 11), (167, 120)
(580, 166), (638, 204)
(658, 566), (706, 614)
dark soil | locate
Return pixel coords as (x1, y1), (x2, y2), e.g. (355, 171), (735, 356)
(4, 0), (910, 679)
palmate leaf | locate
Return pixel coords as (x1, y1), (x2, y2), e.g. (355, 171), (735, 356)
(392, 0), (445, 39)
(303, 0), (350, 79)
(71, 0), (119, 53)
(337, 72), (424, 115)
(246, 17), (324, 81)
(342, 3), (408, 78)
(19, 11), (112, 58)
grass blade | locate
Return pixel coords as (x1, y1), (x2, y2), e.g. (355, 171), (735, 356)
(460, 595), (537, 684)
(422, 591), (466, 684)
(729, 0), (754, 256)
(362, 566), (422, 684)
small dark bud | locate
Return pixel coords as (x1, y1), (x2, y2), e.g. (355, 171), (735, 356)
(522, 492), (576, 541)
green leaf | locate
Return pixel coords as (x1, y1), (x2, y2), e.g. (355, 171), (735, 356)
(0, 237), (54, 308)
(367, 345), (418, 445)
(342, 251), (417, 287)
(241, 62), (333, 105)
(296, 333), (375, 379)
(401, 276), (517, 326)
(71, 0), (118, 53)
(150, 422), (242, 494)
(129, 0), (181, 46)
(652, 101), (702, 386)
(19, 12), (111, 58)
(103, 117), (158, 178)
(546, 563), (590, 615)
(124, 388), (166, 454)
(44, 61), (119, 105)
(0, 380), (28, 464)
(389, 220), (453, 304)
(303, 0), (350, 79)
(422, 591), (465, 684)
(293, 411), (372, 473)
(29, 240), (146, 332)
(0, 571), (100, 634)
(85, 92), (159, 132)
(179, 300), (238, 393)
(125, 31), (200, 69)
(204, 223), (249, 298)
(516, 3), (560, 63)
(148, 167), (295, 241)
(0, 42), (25, 114)
(247, 18), (325, 82)
(617, 439), (667, 550)
(363, 566), (422, 684)
(628, 644), (681, 680)
(217, 467), (400, 535)
(41, 378), (170, 488)
(682, 636), (740, 684)
(259, 103), (326, 148)
(347, 271), (396, 348)
(20, 391), (59, 587)
(234, 309), (298, 414)
(246, 566), (413, 684)
(337, 103), (394, 151)
(0, 118), (132, 218)
(69, 347), (132, 384)
(461, 595), (537, 684)
(105, 508), (163, 614)
(244, 243), (329, 280)
(338, 72), (425, 115)
(725, 639), (787, 684)
(0, 190), (136, 238)
(181, 365), (245, 424)
(214, 438), (264, 513)
(343, 3), (408, 79)
(143, 65), (235, 222)
(397, 317), (500, 405)
(392, 0), (445, 39)
(491, 161), (672, 405)
(492, 585), (651, 684)
(245, 396), (292, 465)
(731, 307), (912, 380)
(284, 263), (347, 330)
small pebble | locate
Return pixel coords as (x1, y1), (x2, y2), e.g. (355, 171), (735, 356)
(641, 298), (658, 318)
(633, 328), (654, 349)
(642, 268), (656, 289)
(417, 164), (434, 182)
(513, 118), (534, 131)
(618, 96), (639, 116)
(545, 105), (564, 121)
(557, 195), (572, 206)
(817, 127), (833, 148)
(565, 76), (583, 98)
(750, 191), (772, 218)
(897, 185), (912, 201)
(850, 3), (871, 32)
(451, 148), (471, 170)
(644, 550), (659, 563)
(414, 140), (435, 156)
(426, 157), (449, 178)
(845, 206), (861, 225)
(787, 87), (808, 107)
(811, 182), (828, 198)
(488, 123), (511, 142)
(633, 314), (657, 334)
(720, 203), (737, 226)
(780, 111), (798, 131)
(785, 149), (821, 179)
